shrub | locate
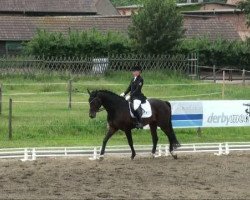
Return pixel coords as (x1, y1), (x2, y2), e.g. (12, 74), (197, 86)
(25, 29), (132, 57)
(174, 38), (250, 69)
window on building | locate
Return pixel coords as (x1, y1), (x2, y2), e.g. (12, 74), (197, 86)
(6, 41), (24, 55)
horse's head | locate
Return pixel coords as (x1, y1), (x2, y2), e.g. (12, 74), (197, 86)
(88, 89), (102, 119)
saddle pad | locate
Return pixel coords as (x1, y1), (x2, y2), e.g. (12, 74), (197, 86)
(129, 100), (152, 118)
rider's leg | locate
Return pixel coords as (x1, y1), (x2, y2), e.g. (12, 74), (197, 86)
(133, 99), (143, 129)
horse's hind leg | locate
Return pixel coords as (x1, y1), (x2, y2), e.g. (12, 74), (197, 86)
(125, 130), (136, 160)
(160, 124), (180, 159)
(149, 123), (158, 157)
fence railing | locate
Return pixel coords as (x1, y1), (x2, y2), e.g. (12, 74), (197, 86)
(1, 142), (250, 161)
(0, 54), (198, 75)
(198, 65), (250, 83)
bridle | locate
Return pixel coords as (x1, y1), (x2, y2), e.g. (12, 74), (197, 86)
(89, 96), (105, 113)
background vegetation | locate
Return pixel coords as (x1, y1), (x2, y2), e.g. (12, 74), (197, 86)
(25, 29), (131, 57)
(175, 38), (250, 69)
(0, 71), (250, 148)
(238, 0), (250, 26)
(24, 30), (250, 70)
(23, 0), (250, 69)
(128, 0), (184, 54)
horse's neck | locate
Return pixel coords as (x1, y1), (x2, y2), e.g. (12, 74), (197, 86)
(100, 93), (127, 113)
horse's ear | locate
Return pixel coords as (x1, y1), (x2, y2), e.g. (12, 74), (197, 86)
(87, 89), (91, 95)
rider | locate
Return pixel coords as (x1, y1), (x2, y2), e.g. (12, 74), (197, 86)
(120, 65), (147, 129)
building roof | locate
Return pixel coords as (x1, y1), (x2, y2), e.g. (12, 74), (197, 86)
(0, 16), (130, 41)
(0, 0), (118, 15)
(0, 15), (241, 41)
(184, 15), (240, 40)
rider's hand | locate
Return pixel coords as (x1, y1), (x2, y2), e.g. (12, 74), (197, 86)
(120, 93), (125, 97)
(125, 95), (130, 101)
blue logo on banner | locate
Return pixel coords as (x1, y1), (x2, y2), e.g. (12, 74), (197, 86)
(170, 101), (203, 128)
(172, 114), (203, 127)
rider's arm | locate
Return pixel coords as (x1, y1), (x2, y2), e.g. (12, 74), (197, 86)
(124, 80), (132, 95)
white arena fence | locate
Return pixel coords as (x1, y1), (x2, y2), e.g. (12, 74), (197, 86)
(0, 142), (249, 161)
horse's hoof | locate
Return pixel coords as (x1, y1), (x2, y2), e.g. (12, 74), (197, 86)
(151, 153), (156, 158)
(98, 155), (104, 161)
(131, 154), (136, 160)
(171, 151), (178, 159)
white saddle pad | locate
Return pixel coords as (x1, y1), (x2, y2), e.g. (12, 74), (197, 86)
(129, 100), (152, 118)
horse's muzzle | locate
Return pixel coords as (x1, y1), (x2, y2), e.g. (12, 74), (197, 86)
(89, 112), (96, 119)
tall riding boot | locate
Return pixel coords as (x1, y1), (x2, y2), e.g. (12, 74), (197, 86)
(134, 109), (143, 129)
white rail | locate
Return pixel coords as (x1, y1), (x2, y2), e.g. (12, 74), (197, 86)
(0, 142), (249, 161)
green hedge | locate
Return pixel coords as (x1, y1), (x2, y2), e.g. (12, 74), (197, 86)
(24, 29), (132, 57)
(174, 38), (250, 69)
(24, 30), (250, 70)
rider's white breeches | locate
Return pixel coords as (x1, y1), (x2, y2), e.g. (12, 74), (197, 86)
(133, 99), (141, 110)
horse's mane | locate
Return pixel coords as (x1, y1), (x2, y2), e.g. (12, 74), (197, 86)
(94, 90), (126, 101)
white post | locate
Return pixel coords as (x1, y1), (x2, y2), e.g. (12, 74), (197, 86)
(32, 148), (36, 160)
(165, 145), (170, 156)
(193, 144), (196, 152)
(225, 143), (230, 155)
(158, 145), (162, 157)
(21, 148), (29, 161)
(215, 143), (223, 156)
(64, 148), (67, 156)
(89, 147), (97, 160)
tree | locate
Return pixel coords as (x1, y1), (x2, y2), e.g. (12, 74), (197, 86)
(128, 0), (184, 54)
(238, 0), (250, 27)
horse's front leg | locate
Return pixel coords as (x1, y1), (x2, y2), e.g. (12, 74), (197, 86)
(100, 127), (117, 158)
(125, 130), (136, 160)
(149, 123), (158, 157)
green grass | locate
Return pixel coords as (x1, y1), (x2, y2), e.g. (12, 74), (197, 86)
(0, 71), (250, 148)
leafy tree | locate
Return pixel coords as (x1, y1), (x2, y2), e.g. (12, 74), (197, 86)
(238, 0), (250, 27)
(128, 0), (184, 54)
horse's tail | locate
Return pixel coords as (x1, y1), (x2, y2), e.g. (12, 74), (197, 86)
(165, 101), (180, 148)
(165, 101), (172, 115)
(165, 101), (173, 128)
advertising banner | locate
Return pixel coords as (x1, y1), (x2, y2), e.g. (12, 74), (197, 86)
(170, 100), (250, 128)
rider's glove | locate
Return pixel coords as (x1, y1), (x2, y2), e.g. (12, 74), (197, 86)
(125, 95), (131, 101)
(120, 93), (125, 97)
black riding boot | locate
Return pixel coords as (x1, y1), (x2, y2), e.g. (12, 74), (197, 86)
(134, 109), (143, 129)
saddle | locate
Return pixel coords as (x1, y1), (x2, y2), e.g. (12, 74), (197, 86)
(129, 100), (152, 118)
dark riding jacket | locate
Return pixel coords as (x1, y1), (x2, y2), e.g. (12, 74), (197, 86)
(124, 75), (146, 103)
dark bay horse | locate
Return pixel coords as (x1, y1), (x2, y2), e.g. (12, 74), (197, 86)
(88, 90), (180, 159)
